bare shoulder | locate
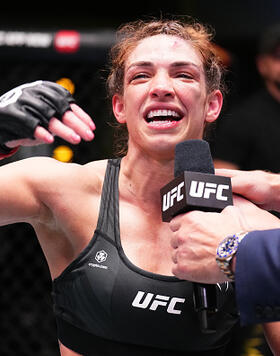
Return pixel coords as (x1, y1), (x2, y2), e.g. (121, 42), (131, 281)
(3, 156), (108, 195)
(83, 159), (108, 184)
(38, 157), (108, 191)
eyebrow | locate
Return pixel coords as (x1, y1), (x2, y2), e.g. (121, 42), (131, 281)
(127, 61), (153, 71)
(127, 61), (201, 71)
(170, 61), (201, 69)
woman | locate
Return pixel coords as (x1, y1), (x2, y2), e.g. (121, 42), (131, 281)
(0, 18), (275, 355)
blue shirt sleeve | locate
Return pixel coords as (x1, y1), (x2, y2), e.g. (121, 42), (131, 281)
(235, 229), (280, 325)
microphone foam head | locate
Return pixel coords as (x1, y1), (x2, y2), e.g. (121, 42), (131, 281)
(174, 140), (214, 176)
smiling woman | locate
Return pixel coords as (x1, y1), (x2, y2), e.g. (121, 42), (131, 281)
(107, 18), (225, 156)
(111, 33), (223, 160)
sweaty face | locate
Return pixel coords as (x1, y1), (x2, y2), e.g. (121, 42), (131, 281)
(113, 34), (222, 158)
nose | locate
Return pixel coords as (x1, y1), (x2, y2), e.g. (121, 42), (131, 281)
(149, 72), (175, 99)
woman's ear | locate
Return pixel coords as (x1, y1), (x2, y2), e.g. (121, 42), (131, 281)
(205, 90), (223, 123)
(112, 94), (126, 123)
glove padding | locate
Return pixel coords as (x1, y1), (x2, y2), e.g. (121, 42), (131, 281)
(0, 80), (75, 144)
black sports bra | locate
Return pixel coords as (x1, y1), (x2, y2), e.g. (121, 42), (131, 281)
(52, 158), (239, 355)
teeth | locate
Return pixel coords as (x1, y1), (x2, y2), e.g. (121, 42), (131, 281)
(147, 109), (180, 119)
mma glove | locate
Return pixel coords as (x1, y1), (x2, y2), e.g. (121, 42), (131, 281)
(0, 80), (75, 155)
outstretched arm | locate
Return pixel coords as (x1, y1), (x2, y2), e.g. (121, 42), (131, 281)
(0, 81), (95, 225)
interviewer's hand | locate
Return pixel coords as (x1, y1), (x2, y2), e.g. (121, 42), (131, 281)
(170, 195), (280, 283)
(216, 168), (280, 212)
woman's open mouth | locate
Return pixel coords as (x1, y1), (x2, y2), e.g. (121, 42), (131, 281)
(145, 109), (183, 129)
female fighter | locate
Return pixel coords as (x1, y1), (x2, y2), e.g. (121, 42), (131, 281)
(0, 18), (277, 356)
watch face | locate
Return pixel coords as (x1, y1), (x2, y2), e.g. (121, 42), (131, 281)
(217, 235), (239, 258)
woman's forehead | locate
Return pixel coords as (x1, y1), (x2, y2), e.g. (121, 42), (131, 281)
(125, 34), (203, 69)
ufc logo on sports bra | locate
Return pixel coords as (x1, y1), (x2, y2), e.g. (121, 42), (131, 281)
(132, 291), (185, 315)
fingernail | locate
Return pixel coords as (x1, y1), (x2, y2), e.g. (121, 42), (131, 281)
(46, 134), (54, 143)
(90, 122), (96, 130)
(72, 133), (81, 142)
(86, 130), (94, 140)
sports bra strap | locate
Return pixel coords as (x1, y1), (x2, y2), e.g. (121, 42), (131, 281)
(96, 158), (121, 242)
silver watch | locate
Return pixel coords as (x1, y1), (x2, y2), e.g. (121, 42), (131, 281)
(216, 232), (248, 281)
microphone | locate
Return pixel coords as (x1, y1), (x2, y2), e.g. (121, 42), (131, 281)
(160, 139), (233, 333)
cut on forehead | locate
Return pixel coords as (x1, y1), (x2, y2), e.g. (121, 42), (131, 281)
(125, 35), (203, 69)
(123, 32), (204, 71)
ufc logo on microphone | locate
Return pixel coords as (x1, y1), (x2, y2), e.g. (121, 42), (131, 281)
(162, 181), (185, 212)
(132, 291), (185, 315)
(189, 181), (230, 201)
(160, 172), (233, 222)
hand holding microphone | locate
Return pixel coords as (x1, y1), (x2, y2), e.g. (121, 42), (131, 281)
(169, 183), (280, 283)
(160, 139), (233, 333)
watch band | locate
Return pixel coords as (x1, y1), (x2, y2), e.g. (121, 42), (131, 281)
(216, 256), (235, 281)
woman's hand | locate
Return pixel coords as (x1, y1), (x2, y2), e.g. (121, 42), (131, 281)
(6, 103), (96, 147)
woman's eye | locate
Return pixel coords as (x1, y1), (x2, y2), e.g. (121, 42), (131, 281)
(176, 73), (193, 79)
(131, 73), (149, 81)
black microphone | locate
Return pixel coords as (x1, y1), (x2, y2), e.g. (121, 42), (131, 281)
(160, 139), (233, 333)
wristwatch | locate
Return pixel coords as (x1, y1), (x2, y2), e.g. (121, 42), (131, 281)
(216, 232), (248, 281)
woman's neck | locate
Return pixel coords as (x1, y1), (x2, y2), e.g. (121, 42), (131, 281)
(119, 150), (175, 209)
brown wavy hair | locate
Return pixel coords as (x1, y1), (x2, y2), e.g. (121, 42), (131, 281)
(106, 17), (226, 156)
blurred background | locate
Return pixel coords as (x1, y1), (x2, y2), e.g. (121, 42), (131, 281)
(0, 1), (279, 355)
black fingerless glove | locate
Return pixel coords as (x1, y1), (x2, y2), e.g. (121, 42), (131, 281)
(0, 80), (75, 150)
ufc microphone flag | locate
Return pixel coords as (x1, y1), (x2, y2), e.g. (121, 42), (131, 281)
(161, 139), (233, 222)
(161, 171), (232, 222)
